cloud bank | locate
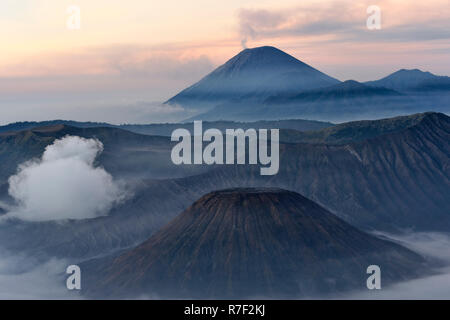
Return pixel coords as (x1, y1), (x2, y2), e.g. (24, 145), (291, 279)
(0, 250), (78, 300)
(0, 47), (214, 124)
(5, 135), (125, 222)
(340, 232), (450, 299)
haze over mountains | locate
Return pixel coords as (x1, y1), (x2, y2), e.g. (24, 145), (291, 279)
(0, 45), (449, 299)
(126, 112), (449, 232)
(2, 45), (447, 126)
(166, 46), (450, 122)
(0, 112), (448, 264)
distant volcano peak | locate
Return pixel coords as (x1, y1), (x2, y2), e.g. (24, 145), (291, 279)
(240, 45), (284, 55)
(165, 45), (340, 109)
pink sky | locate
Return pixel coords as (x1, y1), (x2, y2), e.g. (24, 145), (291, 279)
(0, 0), (448, 123)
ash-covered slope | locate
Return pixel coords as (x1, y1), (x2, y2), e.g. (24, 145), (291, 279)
(84, 188), (425, 299)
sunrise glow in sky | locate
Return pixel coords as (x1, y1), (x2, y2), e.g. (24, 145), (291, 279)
(0, 0), (449, 123)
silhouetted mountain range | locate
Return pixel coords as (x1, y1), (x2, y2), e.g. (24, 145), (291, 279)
(192, 79), (413, 122)
(83, 188), (425, 299)
(165, 46), (449, 122)
(0, 118), (332, 136)
(268, 80), (402, 103)
(1, 45), (449, 300)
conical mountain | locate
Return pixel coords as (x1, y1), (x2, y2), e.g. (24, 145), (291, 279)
(84, 188), (425, 299)
(166, 46), (339, 109)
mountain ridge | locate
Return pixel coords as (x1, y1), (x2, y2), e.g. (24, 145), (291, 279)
(278, 111), (443, 144)
(190, 79), (413, 122)
(365, 69), (450, 92)
(0, 112), (447, 261)
(0, 118), (334, 136)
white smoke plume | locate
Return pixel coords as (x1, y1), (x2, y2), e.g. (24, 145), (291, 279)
(5, 135), (125, 222)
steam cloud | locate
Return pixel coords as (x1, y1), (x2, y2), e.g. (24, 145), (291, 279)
(5, 135), (125, 222)
(238, 9), (284, 49)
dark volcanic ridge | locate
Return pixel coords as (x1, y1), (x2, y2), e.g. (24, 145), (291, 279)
(0, 112), (448, 262)
(83, 188), (426, 299)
